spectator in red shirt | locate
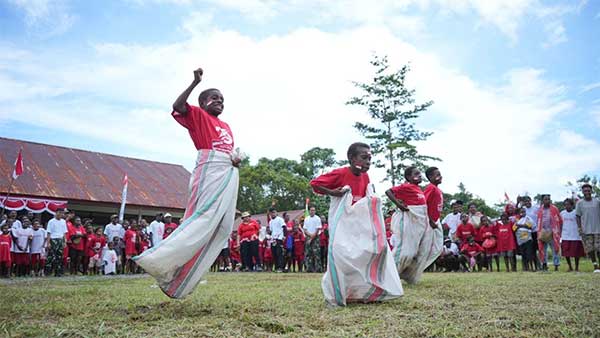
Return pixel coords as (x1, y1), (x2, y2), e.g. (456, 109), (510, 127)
(0, 224), (12, 278)
(124, 223), (139, 274)
(67, 216), (86, 275)
(88, 227), (106, 275)
(460, 236), (484, 272)
(455, 213), (476, 245)
(495, 213), (517, 272)
(229, 231), (241, 271)
(292, 223), (306, 272)
(82, 223), (96, 275)
(319, 215), (328, 270)
(163, 213), (178, 239)
(238, 212), (260, 272)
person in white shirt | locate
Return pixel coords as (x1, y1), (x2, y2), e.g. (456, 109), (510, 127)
(45, 209), (68, 277)
(436, 238), (460, 272)
(442, 200), (463, 239)
(12, 218), (33, 276)
(30, 220), (47, 276)
(7, 210), (22, 230)
(103, 241), (118, 275)
(518, 195), (541, 270)
(560, 198), (585, 272)
(268, 208), (286, 272)
(148, 213), (165, 248)
(303, 207), (322, 272)
(104, 214), (125, 243)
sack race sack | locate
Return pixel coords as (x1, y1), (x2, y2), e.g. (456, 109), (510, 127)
(134, 150), (239, 299)
(391, 205), (443, 284)
(322, 185), (403, 306)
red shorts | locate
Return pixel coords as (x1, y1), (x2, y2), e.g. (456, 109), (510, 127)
(14, 253), (30, 265)
(30, 253), (41, 266)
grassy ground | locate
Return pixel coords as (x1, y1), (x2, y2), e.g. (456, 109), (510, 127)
(1, 263), (599, 338)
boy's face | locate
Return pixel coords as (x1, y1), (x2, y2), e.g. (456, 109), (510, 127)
(524, 197), (532, 207)
(32, 222), (40, 230)
(113, 237), (119, 243)
(480, 217), (488, 226)
(8, 211), (16, 219)
(22, 221), (30, 229)
(407, 170), (422, 184)
(95, 228), (102, 236)
(429, 169), (442, 184)
(519, 208), (526, 217)
(309, 207), (316, 217)
(74, 218), (81, 226)
(86, 226), (93, 233)
(542, 195), (551, 207)
(270, 211), (277, 218)
(582, 187), (592, 199)
(565, 202), (573, 211)
(452, 203), (462, 213)
(200, 90), (224, 116)
(351, 147), (372, 173)
(108, 242), (114, 249)
(1, 225), (8, 234)
(461, 214), (468, 223)
(501, 215), (508, 222)
(468, 204), (477, 214)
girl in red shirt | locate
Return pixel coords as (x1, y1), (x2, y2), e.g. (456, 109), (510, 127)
(455, 214), (476, 245)
(83, 224), (96, 275)
(229, 232), (241, 271)
(0, 224), (12, 278)
(124, 223), (139, 274)
(292, 224), (306, 272)
(479, 216), (499, 272)
(495, 213), (517, 272)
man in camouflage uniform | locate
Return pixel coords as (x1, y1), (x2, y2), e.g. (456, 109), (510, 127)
(45, 209), (68, 277)
(303, 207), (322, 272)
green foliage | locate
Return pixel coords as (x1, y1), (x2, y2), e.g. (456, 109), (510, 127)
(347, 55), (439, 185)
(441, 182), (501, 219)
(566, 175), (600, 198)
(237, 147), (338, 217)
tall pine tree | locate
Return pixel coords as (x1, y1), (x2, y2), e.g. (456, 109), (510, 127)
(347, 55), (438, 185)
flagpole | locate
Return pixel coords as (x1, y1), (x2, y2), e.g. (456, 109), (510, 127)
(0, 176), (16, 218)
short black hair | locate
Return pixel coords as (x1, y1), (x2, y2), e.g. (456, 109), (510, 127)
(199, 88), (220, 105)
(403, 166), (419, 181)
(582, 183), (593, 190)
(454, 200), (464, 205)
(564, 198), (574, 206)
(468, 202), (477, 208)
(269, 207), (276, 213)
(541, 194), (551, 199)
(425, 167), (438, 181)
(347, 142), (370, 161)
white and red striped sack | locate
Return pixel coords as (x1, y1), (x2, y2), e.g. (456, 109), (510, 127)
(322, 185), (403, 306)
(134, 150), (239, 299)
(391, 205), (443, 284)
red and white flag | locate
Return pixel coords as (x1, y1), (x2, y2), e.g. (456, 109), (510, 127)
(118, 173), (128, 221)
(12, 149), (23, 180)
(504, 191), (511, 203)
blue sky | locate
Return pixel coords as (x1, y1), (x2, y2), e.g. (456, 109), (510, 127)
(0, 0), (599, 203)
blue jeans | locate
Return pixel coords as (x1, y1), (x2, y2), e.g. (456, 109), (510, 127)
(540, 241), (560, 266)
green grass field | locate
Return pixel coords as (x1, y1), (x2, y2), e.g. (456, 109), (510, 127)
(1, 265), (599, 338)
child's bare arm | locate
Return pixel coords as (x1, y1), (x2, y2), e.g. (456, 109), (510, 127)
(172, 68), (203, 114)
(385, 189), (408, 211)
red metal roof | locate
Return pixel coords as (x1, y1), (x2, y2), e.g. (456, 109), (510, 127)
(0, 137), (190, 209)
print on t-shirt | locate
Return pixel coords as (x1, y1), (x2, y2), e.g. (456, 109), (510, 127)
(213, 126), (233, 152)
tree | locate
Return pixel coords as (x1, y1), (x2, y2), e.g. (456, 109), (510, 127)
(567, 175), (600, 198)
(300, 147), (337, 177)
(347, 55), (439, 185)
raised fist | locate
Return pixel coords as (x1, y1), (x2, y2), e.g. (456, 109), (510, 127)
(193, 68), (203, 83)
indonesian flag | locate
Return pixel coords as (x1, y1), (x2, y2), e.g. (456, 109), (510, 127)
(118, 173), (128, 221)
(504, 191), (511, 203)
(12, 149), (23, 180)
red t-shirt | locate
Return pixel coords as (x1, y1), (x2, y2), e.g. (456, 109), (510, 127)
(85, 233), (97, 257)
(163, 223), (179, 239)
(293, 231), (305, 257)
(456, 223), (476, 243)
(124, 229), (138, 256)
(495, 221), (516, 252)
(238, 221), (259, 242)
(386, 230), (394, 250)
(461, 242), (483, 257)
(229, 238), (240, 262)
(424, 184), (443, 222)
(319, 223), (329, 247)
(390, 183), (426, 206)
(67, 225), (86, 251)
(310, 167), (370, 204)
(172, 103), (234, 153)
(0, 234), (12, 263)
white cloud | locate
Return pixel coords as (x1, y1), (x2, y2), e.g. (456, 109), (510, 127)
(582, 82), (600, 93)
(1, 24), (598, 204)
(8, 0), (76, 36)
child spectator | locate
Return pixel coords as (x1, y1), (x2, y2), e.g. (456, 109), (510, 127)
(229, 231), (241, 271)
(263, 230), (274, 272)
(82, 223), (95, 275)
(385, 221), (394, 250)
(284, 222), (295, 272)
(319, 216), (329, 270)
(479, 216), (499, 272)
(561, 198), (585, 272)
(139, 232), (150, 254)
(436, 238), (460, 272)
(460, 236), (483, 272)
(67, 216), (86, 275)
(292, 223), (305, 273)
(0, 224), (11, 277)
(111, 236), (124, 274)
(88, 228), (106, 275)
(124, 223), (138, 274)
(30, 220), (47, 277)
(514, 208), (535, 272)
(455, 213), (476, 245)
(103, 241), (118, 275)
(496, 213), (517, 272)
(162, 213), (178, 239)
(12, 218), (33, 277)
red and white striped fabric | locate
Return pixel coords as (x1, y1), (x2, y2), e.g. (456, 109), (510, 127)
(0, 196), (67, 214)
(134, 149), (239, 299)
